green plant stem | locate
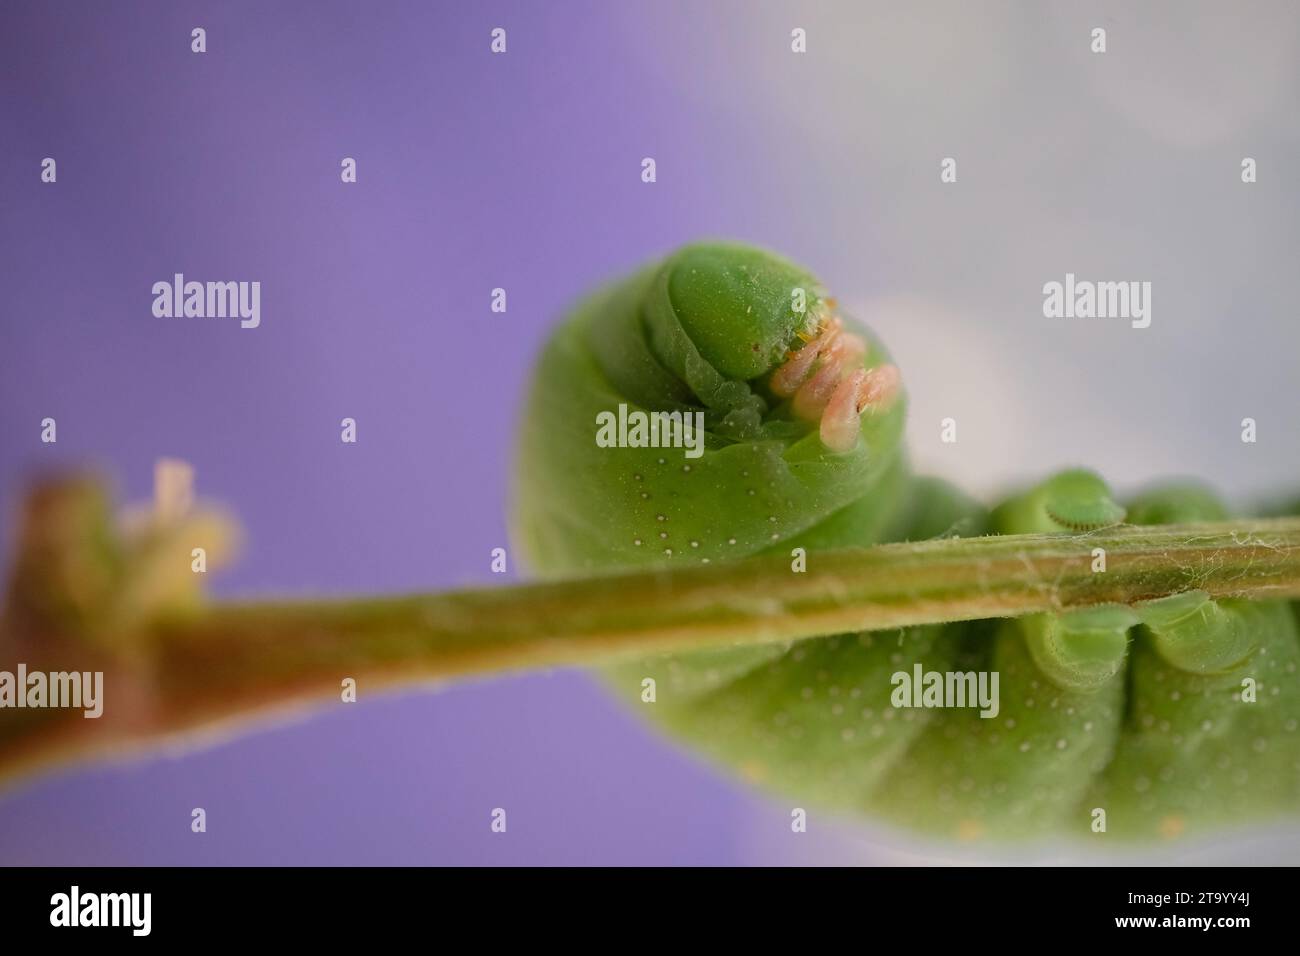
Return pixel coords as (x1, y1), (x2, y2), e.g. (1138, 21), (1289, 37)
(6, 517), (1300, 784)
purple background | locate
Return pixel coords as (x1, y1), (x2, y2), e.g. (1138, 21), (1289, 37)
(0, 0), (808, 867)
(3, 2), (1299, 864)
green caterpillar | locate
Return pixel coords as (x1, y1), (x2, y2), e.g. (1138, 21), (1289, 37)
(512, 242), (1300, 844)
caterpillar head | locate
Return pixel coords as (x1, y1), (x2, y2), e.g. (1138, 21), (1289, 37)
(644, 242), (901, 450)
(514, 242), (910, 575)
(657, 243), (827, 381)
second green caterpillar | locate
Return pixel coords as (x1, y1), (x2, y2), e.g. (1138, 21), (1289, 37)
(512, 242), (1300, 844)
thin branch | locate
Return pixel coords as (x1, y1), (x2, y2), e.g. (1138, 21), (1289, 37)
(4, 517), (1300, 786)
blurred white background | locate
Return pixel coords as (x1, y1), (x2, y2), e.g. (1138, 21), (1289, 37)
(635, 0), (1300, 505)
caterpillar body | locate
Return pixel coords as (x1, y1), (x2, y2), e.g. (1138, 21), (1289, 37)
(512, 242), (1300, 844)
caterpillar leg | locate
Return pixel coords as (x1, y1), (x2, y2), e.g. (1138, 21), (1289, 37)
(868, 616), (1129, 841)
(987, 467), (1127, 535)
(868, 470), (1134, 840)
(1089, 484), (1300, 840)
(769, 312), (901, 453)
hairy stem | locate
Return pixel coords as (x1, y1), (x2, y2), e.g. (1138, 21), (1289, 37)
(5, 517), (1300, 784)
